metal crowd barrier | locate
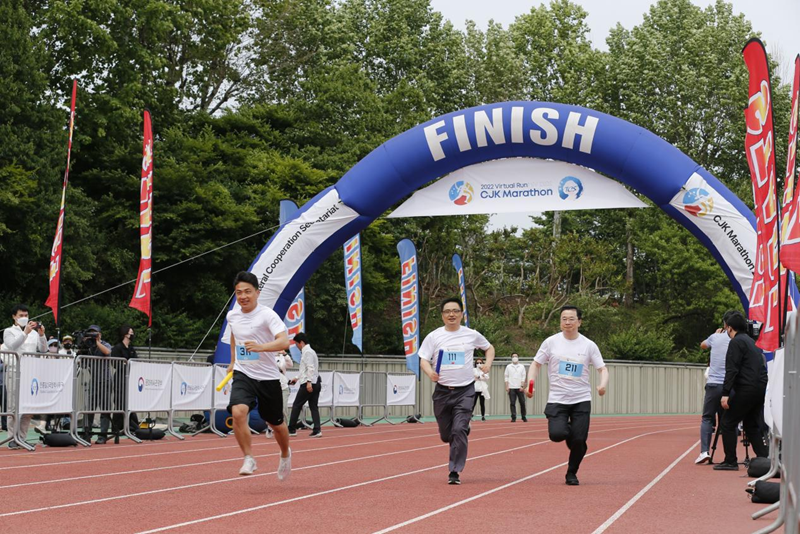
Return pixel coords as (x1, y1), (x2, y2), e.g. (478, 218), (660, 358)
(71, 355), (127, 447)
(0, 351), (22, 449)
(331, 371), (361, 427)
(207, 364), (231, 437)
(385, 372), (418, 425)
(753, 311), (800, 534)
(358, 371), (388, 426)
(125, 358), (179, 443)
(169, 361), (221, 439)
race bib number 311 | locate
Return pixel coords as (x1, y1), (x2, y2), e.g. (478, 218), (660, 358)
(236, 346), (258, 363)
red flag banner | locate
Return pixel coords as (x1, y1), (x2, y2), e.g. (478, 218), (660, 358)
(44, 80), (77, 326)
(743, 39), (780, 351)
(129, 110), (153, 325)
(780, 55), (800, 272)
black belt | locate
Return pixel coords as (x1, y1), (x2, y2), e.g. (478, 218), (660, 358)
(436, 381), (474, 391)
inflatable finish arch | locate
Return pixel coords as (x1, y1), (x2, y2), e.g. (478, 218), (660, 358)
(214, 101), (765, 360)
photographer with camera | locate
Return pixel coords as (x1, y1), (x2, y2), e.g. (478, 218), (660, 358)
(109, 325), (139, 434)
(2, 304), (46, 449)
(713, 311), (769, 471)
(76, 325), (112, 444)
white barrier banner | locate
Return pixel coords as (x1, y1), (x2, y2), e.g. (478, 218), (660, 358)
(333, 372), (360, 407)
(286, 371), (300, 405)
(214, 365), (232, 410)
(172, 364), (213, 411)
(387, 374), (416, 406)
(19, 356), (74, 414)
(319, 371), (333, 407)
(765, 348), (784, 437)
(128, 360), (172, 411)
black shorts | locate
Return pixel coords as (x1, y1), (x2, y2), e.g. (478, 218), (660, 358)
(227, 371), (284, 426)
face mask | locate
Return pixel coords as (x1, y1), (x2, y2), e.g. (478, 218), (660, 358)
(64, 344), (73, 350)
(16, 317), (28, 328)
(48, 345), (58, 353)
(128, 333), (135, 341)
(512, 357), (519, 364)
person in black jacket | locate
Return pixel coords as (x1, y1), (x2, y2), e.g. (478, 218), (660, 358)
(713, 311), (769, 471)
(109, 325), (139, 436)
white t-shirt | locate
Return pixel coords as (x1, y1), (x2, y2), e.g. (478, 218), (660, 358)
(419, 326), (491, 387)
(534, 332), (605, 405)
(226, 304), (288, 381)
(504, 363), (527, 388)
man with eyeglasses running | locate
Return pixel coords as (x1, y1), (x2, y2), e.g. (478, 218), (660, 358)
(526, 306), (608, 486)
(419, 297), (495, 485)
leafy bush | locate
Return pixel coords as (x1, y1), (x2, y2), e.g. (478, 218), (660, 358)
(604, 327), (674, 361)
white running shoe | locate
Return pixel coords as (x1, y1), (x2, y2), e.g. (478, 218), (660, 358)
(239, 455), (257, 475)
(265, 427), (273, 439)
(694, 452), (710, 464)
(278, 448), (292, 481)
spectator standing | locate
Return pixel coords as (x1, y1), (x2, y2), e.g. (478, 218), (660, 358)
(79, 325), (112, 444)
(109, 325), (140, 435)
(287, 333), (322, 438)
(2, 304), (46, 449)
(472, 358), (490, 420)
(713, 311), (769, 471)
(694, 312), (732, 464)
(505, 353), (527, 422)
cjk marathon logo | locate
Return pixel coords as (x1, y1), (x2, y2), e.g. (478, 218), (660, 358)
(30, 377), (64, 396)
(448, 181), (474, 205)
(558, 176), (584, 200)
(138, 377), (145, 392)
(683, 188), (714, 217)
(338, 383), (357, 395)
(31, 378), (39, 396)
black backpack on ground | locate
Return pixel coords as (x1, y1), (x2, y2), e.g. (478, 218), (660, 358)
(41, 432), (78, 447)
(747, 480), (780, 504)
(747, 457), (780, 478)
(335, 417), (361, 428)
(135, 428), (166, 440)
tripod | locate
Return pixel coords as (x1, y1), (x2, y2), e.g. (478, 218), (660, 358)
(709, 417), (752, 467)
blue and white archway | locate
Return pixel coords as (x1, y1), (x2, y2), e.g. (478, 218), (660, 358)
(214, 101), (767, 361)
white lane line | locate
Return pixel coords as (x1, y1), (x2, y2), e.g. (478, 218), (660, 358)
(590, 440), (699, 534)
(0, 420), (674, 488)
(136, 424), (694, 534)
(370, 426), (696, 534)
(0, 426), (531, 490)
(0, 423), (445, 471)
(0, 427), (547, 518)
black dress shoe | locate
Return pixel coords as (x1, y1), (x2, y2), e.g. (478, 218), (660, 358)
(566, 472), (580, 485)
(713, 462), (739, 471)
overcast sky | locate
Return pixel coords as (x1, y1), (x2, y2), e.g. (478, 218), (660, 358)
(426, 0), (800, 232)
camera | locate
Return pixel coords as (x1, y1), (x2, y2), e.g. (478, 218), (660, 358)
(72, 330), (99, 353)
(746, 320), (761, 340)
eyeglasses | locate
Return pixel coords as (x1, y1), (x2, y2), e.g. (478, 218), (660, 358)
(442, 309), (462, 315)
(561, 317), (579, 323)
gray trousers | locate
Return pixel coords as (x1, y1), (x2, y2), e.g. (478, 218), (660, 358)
(432, 382), (475, 473)
(700, 383), (724, 453)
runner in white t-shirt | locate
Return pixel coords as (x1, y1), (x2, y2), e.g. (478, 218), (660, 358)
(526, 306), (609, 486)
(225, 272), (292, 480)
(419, 297), (495, 485)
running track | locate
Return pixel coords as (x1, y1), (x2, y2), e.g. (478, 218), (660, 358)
(0, 415), (779, 533)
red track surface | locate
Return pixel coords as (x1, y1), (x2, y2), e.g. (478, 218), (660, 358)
(0, 415), (782, 533)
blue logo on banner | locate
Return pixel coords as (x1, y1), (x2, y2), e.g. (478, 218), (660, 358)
(558, 176), (583, 200)
(138, 377), (145, 392)
(180, 382), (187, 396)
(31, 378), (39, 396)
(339, 384), (344, 395)
(393, 385), (398, 394)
